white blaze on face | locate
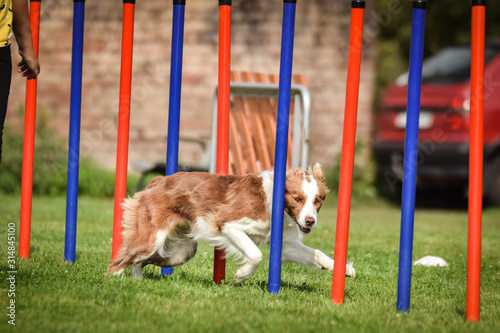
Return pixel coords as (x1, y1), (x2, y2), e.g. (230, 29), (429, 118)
(298, 176), (319, 226)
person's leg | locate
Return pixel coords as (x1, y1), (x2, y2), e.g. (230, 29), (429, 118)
(0, 45), (12, 168)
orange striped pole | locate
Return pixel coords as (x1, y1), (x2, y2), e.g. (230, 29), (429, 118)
(466, 0), (485, 322)
(111, 0), (136, 260)
(213, 0), (232, 284)
(331, 0), (365, 304)
(19, 0), (42, 259)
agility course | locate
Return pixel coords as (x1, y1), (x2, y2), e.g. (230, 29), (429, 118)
(13, 0), (492, 326)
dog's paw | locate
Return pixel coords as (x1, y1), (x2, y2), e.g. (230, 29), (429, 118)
(234, 269), (254, 283)
(346, 262), (356, 278)
(234, 271), (253, 284)
(234, 275), (247, 284)
(234, 265), (258, 283)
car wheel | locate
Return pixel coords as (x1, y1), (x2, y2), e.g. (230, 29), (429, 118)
(485, 155), (500, 206)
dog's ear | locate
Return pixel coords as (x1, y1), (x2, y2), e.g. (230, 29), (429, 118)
(310, 162), (326, 183)
(311, 163), (330, 196)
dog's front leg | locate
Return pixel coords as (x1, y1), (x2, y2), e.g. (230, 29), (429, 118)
(282, 240), (355, 277)
(221, 224), (263, 283)
(282, 239), (331, 269)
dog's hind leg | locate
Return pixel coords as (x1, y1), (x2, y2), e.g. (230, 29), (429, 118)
(132, 263), (144, 278)
(144, 223), (198, 268)
(166, 238), (198, 267)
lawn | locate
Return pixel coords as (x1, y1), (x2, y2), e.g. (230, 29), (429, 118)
(0, 194), (499, 332)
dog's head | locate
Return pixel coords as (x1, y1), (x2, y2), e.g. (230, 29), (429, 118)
(284, 163), (329, 235)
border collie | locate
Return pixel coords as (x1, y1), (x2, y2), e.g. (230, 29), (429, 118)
(108, 163), (355, 282)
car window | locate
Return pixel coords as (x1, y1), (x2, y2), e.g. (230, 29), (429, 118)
(396, 46), (500, 85)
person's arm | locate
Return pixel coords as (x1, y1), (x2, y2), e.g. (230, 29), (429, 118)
(12, 0), (40, 80)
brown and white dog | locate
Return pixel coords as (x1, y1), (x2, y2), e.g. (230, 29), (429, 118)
(108, 163), (355, 282)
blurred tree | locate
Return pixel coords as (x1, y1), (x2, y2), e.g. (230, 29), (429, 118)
(374, 0), (500, 106)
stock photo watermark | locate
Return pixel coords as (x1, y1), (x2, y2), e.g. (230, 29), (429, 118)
(6, 222), (17, 326)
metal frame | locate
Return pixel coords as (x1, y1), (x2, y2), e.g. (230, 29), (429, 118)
(209, 82), (311, 173)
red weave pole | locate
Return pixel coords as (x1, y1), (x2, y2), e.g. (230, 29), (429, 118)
(213, 1), (232, 284)
(19, 0), (41, 259)
(466, 1), (485, 323)
(111, 1), (135, 260)
(331, 2), (364, 304)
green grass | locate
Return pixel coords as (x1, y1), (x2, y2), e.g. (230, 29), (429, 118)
(0, 194), (499, 332)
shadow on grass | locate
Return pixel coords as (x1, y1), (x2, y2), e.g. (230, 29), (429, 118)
(147, 274), (319, 293)
(238, 279), (320, 294)
(141, 269), (218, 288)
(138, 269), (323, 294)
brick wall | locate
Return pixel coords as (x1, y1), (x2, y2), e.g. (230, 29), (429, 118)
(8, 0), (376, 171)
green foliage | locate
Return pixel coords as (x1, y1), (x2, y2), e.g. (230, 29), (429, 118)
(0, 109), (136, 197)
(1, 195), (499, 332)
(326, 141), (379, 202)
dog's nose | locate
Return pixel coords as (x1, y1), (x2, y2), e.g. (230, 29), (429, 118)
(305, 216), (315, 228)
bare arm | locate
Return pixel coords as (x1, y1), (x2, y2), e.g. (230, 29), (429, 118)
(12, 0), (40, 80)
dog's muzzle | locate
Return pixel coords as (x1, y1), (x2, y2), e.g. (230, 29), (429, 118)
(295, 217), (314, 234)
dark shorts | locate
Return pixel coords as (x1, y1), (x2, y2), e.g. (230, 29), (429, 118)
(0, 45), (12, 166)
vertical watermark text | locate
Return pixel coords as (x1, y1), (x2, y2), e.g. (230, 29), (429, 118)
(6, 222), (17, 325)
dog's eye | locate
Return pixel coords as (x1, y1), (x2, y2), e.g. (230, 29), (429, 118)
(295, 198), (302, 203)
(314, 199), (321, 205)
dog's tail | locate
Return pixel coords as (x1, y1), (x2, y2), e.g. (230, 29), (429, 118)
(107, 195), (142, 275)
(108, 250), (141, 275)
(107, 242), (142, 275)
(107, 236), (137, 275)
(107, 257), (126, 275)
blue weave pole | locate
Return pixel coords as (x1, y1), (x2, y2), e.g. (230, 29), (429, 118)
(397, 0), (426, 312)
(162, 0), (186, 276)
(65, 0), (86, 263)
(268, 0), (297, 295)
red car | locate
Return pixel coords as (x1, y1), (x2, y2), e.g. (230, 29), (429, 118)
(373, 41), (500, 205)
